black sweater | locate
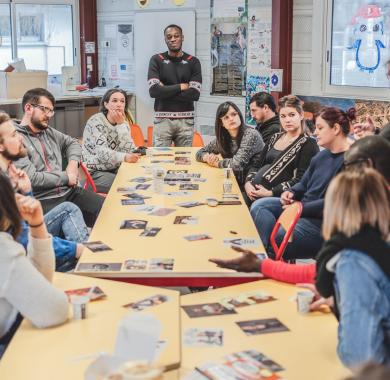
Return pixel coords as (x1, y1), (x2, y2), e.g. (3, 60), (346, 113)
(147, 51), (202, 119)
(246, 133), (319, 196)
(255, 115), (281, 145)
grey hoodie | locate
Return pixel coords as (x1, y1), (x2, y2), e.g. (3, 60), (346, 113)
(14, 122), (81, 200)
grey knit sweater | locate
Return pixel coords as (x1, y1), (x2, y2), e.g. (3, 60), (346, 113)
(82, 112), (136, 172)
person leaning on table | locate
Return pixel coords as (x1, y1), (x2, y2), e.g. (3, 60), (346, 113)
(195, 101), (264, 186)
(82, 88), (140, 193)
(0, 172), (68, 357)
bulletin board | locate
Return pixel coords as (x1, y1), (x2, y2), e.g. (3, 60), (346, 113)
(134, 10), (196, 131)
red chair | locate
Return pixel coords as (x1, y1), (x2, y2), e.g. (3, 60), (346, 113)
(79, 162), (107, 197)
(130, 124), (146, 147)
(270, 201), (302, 261)
(146, 125), (154, 147)
(192, 131), (205, 147)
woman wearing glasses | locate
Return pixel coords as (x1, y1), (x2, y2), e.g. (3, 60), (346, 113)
(195, 101), (264, 185)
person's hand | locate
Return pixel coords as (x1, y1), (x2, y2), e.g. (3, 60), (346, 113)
(253, 184), (273, 198)
(180, 83), (189, 91)
(108, 107), (126, 125)
(66, 161), (79, 187)
(353, 115), (375, 140)
(280, 191), (295, 206)
(244, 181), (257, 200)
(209, 245), (263, 273)
(205, 153), (220, 168)
(15, 193), (44, 227)
(297, 283), (334, 312)
(124, 153), (140, 163)
(8, 164), (31, 193)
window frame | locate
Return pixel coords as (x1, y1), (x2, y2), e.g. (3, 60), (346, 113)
(0, 0), (80, 77)
(321, 0), (389, 100)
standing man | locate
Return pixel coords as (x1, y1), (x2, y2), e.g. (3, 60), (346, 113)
(148, 24), (202, 147)
(14, 88), (104, 227)
(249, 92), (280, 145)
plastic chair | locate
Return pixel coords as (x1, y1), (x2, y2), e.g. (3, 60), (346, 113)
(270, 201), (303, 261)
(192, 131), (205, 147)
(146, 125), (153, 147)
(79, 162), (107, 197)
(130, 124), (146, 147)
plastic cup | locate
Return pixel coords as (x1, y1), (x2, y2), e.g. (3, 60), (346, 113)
(206, 198), (218, 207)
(296, 291), (315, 314)
(223, 180), (233, 193)
(70, 295), (89, 320)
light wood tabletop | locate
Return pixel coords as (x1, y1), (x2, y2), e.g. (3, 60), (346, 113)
(75, 148), (264, 287)
(0, 273), (181, 380)
(178, 279), (351, 380)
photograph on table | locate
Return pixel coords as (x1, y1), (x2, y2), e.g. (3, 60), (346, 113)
(123, 294), (169, 311)
(140, 227), (162, 237)
(82, 241), (113, 253)
(65, 286), (106, 301)
(148, 258), (174, 271)
(121, 198), (145, 205)
(174, 216), (199, 225)
(184, 328), (224, 347)
(123, 259), (148, 271)
(182, 302), (237, 318)
(236, 318), (289, 336)
(220, 291), (276, 309)
(120, 219), (148, 229)
(183, 234), (212, 242)
(76, 263), (122, 272)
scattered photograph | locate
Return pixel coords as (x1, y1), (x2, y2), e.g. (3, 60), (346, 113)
(76, 263), (122, 272)
(136, 183), (151, 190)
(220, 291), (276, 309)
(175, 157), (191, 165)
(179, 184), (199, 191)
(130, 177), (153, 183)
(123, 294), (169, 311)
(148, 258), (174, 271)
(65, 286), (106, 301)
(120, 219), (148, 230)
(123, 193), (152, 199)
(236, 318), (289, 336)
(182, 302), (237, 318)
(184, 328), (223, 347)
(123, 259), (148, 271)
(174, 216), (199, 225)
(176, 201), (204, 208)
(117, 186), (136, 193)
(140, 227), (161, 237)
(184, 234), (211, 242)
(148, 208), (176, 216)
(82, 241), (112, 252)
(223, 238), (261, 247)
(121, 198), (145, 206)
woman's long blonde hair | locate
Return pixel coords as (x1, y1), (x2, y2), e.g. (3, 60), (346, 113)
(322, 168), (390, 240)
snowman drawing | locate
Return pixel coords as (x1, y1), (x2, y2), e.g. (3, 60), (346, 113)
(348, 5), (386, 73)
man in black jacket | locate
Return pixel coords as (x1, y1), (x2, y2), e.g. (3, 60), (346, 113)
(249, 92), (280, 145)
(148, 24), (202, 147)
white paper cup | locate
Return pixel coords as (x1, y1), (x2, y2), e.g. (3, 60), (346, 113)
(70, 295), (89, 320)
(296, 291), (315, 314)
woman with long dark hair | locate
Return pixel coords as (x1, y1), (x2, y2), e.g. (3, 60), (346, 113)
(82, 88), (139, 193)
(195, 101), (264, 185)
(244, 95), (318, 203)
(0, 172), (68, 356)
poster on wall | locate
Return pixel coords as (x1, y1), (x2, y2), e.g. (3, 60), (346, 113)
(245, 0), (272, 125)
(210, 0), (248, 96)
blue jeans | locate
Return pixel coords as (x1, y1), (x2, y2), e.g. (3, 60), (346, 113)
(334, 249), (390, 368)
(250, 197), (323, 260)
(44, 202), (88, 243)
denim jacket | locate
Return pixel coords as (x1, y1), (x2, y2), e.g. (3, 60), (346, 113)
(331, 249), (390, 368)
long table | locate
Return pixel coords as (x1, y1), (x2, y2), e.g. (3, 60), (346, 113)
(179, 280), (350, 380)
(0, 273), (180, 380)
(75, 148), (264, 287)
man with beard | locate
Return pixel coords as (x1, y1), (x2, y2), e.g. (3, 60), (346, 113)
(14, 88), (104, 227)
(0, 112), (88, 271)
(148, 24), (202, 147)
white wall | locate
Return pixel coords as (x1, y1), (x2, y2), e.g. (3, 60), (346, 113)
(96, 0), (245, 137)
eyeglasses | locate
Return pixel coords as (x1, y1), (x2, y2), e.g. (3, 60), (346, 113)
(30, 104), (55, 117)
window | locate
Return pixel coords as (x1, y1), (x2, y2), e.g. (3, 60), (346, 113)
(330, 1), (390, 88)
(0, 4), (12, 69)
(0, 1), (78, 75)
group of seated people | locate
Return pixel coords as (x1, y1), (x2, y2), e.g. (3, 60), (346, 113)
(0, 86), (389, 374)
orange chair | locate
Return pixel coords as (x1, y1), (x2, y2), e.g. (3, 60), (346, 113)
(270, 201), (303, 261)
(79, 162), (107, 197)
(192, 131), (205, 147)
(130, 124), (146, 147)
(146, 125), (154, 147)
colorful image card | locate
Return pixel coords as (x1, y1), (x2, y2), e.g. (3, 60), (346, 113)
(182, 303), (237, 318)
(236, 318), (289, 336)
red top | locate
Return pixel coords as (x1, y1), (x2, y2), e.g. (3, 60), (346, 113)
(261, 259), (316, 284)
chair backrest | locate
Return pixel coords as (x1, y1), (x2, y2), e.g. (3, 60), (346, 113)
(130, 124), (146, 147)
(146, 125), (153, 147)
(192, 131), (205, 147)
(270, 201), (303, 261)
(79, 162), (97, 192)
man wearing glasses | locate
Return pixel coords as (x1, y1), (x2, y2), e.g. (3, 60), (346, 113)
(14, 88), (104, 227)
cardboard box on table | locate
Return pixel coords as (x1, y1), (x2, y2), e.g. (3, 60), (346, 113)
(0, 71), (48, 99)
